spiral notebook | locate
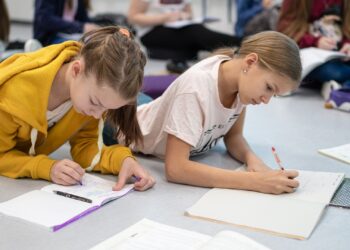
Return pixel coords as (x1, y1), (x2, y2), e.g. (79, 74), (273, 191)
(330, 178), (350, 208)
(0, 174), (133, 231)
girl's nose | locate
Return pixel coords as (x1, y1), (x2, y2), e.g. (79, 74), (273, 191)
(261, 95), (272, 104)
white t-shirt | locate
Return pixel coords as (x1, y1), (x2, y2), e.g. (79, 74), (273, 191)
(134, 55), (246, 158)
(47, 101), (72, 128)
(137, 0), (191, 37)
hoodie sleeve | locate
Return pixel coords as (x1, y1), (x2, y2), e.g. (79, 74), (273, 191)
(0, 110), (55, 180)
(69, 119), (134, 175)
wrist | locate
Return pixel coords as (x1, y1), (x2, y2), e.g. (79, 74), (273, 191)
(245, 152), (263, 166)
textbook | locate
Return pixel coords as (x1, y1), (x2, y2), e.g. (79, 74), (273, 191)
(91, 218), (270, 250)
(0, 174), (133, 231)
(300, 47), (348, 78)
(185, 170), (344, 240)
(318, 143), (350, 165)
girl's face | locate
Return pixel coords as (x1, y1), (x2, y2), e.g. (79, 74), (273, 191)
(238, 59), (297, 105)
(69, 61), (131, 119)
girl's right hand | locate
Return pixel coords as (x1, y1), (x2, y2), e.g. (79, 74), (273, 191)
(252, 170), (299, 194)
(50, 159), (85, 185)
(83, 23), (100, 33)
(165, 11), (182, 22)
(317, 37), (337, 50)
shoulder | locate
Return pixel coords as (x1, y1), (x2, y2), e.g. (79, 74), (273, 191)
(182, 55), (229, 83)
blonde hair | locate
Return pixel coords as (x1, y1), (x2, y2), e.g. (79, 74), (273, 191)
(279, 0), (350, 41)
(80, 26), (146, 146)
(214, 31), (302, 83)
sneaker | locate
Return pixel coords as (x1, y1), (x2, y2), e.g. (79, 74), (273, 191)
(166, 60), (189, 74)
(325, 88), (350, 112)
(24, 39), (42, 53)
(321, 80), (342, 100)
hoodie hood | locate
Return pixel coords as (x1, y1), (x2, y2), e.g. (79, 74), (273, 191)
(0, 41), (81, 135)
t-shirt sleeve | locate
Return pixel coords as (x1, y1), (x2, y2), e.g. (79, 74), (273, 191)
(163, 93), (203, 147)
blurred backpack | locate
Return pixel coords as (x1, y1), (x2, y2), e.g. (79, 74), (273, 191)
(91, 13), (136, 35)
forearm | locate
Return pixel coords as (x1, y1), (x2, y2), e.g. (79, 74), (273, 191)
(128, 13), (169, 27)
(224, 134), (263, 165)
(166, 159), (258, 190)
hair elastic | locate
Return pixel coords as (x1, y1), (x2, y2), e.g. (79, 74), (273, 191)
(119, 28), (130, 38)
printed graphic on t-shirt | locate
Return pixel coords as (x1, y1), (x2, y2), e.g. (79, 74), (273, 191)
(160, 0), (183, 4)
(190, 113), (241, 156)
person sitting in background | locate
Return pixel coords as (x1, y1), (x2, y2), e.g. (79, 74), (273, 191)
(0, 0), (42, 61)
(235, 0), (282, 37)
(34, 0), (100, 46)
(128, 0), (241, 74)
(277, 0), (350, 96)
(0, 0), (10, 51)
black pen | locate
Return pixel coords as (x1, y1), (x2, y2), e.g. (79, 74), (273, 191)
(53, 190), (92, 203)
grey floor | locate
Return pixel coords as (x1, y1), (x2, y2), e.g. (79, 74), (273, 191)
(2, 5), (350, 250)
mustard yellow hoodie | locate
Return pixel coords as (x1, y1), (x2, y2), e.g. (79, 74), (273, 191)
(0, 41), (134, 181)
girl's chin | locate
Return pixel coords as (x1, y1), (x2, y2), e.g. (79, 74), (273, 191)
(74, 107), (87, 116)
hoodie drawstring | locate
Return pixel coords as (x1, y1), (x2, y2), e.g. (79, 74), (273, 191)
(85, 119), (104, 171)
(29, 129), (38, 156)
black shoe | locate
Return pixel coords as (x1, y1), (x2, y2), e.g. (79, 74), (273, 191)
(166, 60), (189, 74)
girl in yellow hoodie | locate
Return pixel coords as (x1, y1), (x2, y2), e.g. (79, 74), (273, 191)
(0, 26), (155, 191)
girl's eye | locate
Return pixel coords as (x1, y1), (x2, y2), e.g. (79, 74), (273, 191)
(90, 99), (98, 106)
(267, 85), (273, 91)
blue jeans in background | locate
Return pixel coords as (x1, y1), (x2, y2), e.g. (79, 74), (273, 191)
(103, 92), (153, 146)
(304, 59), (350, 88)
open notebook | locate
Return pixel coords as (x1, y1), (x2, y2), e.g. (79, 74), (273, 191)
(0, 174), (133, 231)
(300, 47), (348, 78)
(186, 170), (344, 240)
(319, 143), (350, 165)
(91, 218), (270, 250)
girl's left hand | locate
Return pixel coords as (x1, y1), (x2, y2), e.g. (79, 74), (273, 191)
(179, 11), (191, 20)
(113, 157), (156, 191)
(246, 162), (272, 172)
(340, 43), (350, 56)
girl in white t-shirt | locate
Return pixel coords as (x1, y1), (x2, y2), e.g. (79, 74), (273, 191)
(105, 31), (302, 194)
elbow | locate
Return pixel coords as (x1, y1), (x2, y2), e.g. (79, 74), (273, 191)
(164, 161), (183, 183)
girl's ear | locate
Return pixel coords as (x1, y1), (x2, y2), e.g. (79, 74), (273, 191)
(71, 59), (84, 78)
(245, 53), (259, 67)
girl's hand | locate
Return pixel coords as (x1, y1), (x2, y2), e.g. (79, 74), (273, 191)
(317, 37), (337, 50)
(50, 159), (85, 185)
(340, 43), (350, 56)
(83, 23), (100, 33)
(165, 11), (182, 22)
(262, 0), (273, 9)
(251, 170), (299, 194)
(113, 157), (155, 191)
(179, 11), (191, 20)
